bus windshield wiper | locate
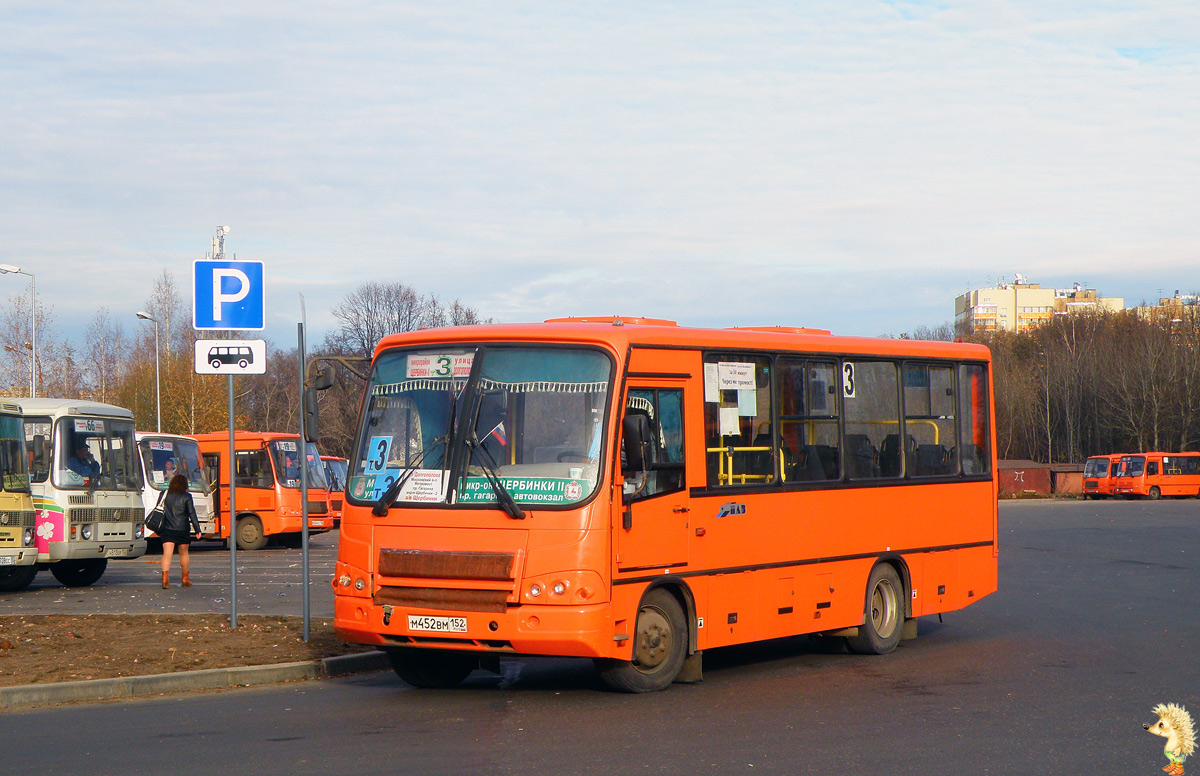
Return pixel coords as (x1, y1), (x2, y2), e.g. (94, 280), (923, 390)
(466, 432), (525, 520)
(371, 435), (448, 516)
(372, 386), (463, 516)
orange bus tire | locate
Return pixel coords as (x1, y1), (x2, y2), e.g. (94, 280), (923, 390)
(847, 563), (904, 655)
(385, 647), (478, 689)
(596, 588), (687, 693)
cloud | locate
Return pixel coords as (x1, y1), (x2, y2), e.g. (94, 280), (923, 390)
(2, 1), (1199, 346)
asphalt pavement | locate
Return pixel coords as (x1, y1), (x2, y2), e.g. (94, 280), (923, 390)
(5, 498), (1198, 774)
(7, 528), (340, 617)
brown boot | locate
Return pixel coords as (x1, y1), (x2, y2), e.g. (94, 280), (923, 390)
(181, 572), (192, 587)
(161, 571), (169, 589)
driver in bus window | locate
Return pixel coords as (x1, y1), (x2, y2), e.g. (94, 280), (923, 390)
(284, 453), (300, 482)
(163, 459), (177, 480)
(67, 443), (101, 478)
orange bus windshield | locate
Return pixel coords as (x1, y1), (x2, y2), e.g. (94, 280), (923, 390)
(348, 345), (613, 510)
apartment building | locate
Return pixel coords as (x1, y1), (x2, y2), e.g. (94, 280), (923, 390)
(954, 276), (1124, 333)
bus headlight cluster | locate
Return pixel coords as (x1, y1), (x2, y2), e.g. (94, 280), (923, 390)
(523, 571), (605, 604)
(23, 527), (34, 546)
(80, 524), (93, 541)
(135, 524), (145, 540)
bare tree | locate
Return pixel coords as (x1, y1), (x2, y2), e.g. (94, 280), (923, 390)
(83, 307), (127, 403)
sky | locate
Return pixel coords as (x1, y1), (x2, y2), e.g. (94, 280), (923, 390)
(4, 1), (1199, 351)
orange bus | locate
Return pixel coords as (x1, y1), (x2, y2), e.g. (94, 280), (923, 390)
(1082, 453), (1122, 499)
(1112, 452), (1200, 499)
(333, 317), (998, 691)
(194, 431), (334, 549)
(321, 455), (348, 526)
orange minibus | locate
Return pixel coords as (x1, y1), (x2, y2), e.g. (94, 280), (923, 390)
(333, 317), (998, 691)
(1082, 454), (1122, 499)
(321, 455), (348, 526)
(194, 431), (333, 549)
(1112, 452), (1200, 499)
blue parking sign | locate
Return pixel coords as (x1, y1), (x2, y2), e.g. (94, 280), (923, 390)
(193, 260), (265, 330)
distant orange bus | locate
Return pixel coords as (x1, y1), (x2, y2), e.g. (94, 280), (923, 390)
(194, 431), (333, 549)
(1112, 452), (1200, 499)
(333, 318), (998, 691)
(1082, 454), (1123, 499)
(321, 455), (348, 526)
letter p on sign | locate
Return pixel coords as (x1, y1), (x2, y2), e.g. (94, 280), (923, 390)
(193, 260), (265, 330)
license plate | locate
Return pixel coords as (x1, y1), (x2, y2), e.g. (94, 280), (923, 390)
(105, 548), (128, 558)
(408, 614), (467, 633)
(0, 556), (13, 565)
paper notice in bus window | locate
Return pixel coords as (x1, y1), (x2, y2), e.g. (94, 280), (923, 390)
(719, 406), (740, 436)
(704, 364), (719, 402)
(74, 419), (105, 433)
(149, 440), (173, 451)
(406, 353), (474, 379)
(737, 389), (757, 416)
(349, 469), (449, 502)
(396, 469), (450, 502)
(717, 362), (756, 391)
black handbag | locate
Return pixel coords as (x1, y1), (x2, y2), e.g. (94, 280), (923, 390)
(145, 490), (167, 534)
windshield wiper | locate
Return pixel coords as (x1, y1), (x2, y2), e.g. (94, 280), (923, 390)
(465, 433), (525, 520)
(371, 435), (449, 516)
(372, 387), (462, 516)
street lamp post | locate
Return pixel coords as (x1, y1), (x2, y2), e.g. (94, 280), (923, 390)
(136, 311), (161, 432)
(0, 264), (36, 398)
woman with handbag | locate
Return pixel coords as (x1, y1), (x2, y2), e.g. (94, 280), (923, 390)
(158, 474), (203, 588)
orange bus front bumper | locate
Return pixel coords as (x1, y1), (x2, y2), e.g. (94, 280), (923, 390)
(334, 593), (616, 659)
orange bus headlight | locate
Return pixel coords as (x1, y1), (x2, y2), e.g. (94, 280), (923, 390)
(522, 570), (607, 605)
(333, 560), (372, 598)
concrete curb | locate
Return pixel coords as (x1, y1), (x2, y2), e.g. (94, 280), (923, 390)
(0, 650), (390, 710)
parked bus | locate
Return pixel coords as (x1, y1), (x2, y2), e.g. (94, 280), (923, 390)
(1112, 452), (1200, 499)
(1082, 453), (1123, 499)
(0, 402), (39, 592)
(193, 431), (333, 550)
(321, 455), (348, 526)
(136, 432), (217, 538)
(15, 399), (147, 587)
(332, 317), (998, 691)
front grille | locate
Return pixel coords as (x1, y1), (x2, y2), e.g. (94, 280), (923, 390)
(69, 495), (94, 506)
(68, 507), (142, 524)
(375, 549), (519, 614)
(375, 586), (509, 613)
(379, 549), (515, 580)
(331, 498), (343, 511)
(0, 509), (35, 528)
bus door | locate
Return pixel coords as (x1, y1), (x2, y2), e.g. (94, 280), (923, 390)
(617, 380), (689, 572)
(202, 452), (224, 535)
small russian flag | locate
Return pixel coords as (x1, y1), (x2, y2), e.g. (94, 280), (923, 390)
(490, 423), (507, 446)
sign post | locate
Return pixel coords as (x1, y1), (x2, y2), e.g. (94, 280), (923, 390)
(194, 258), (265, 630)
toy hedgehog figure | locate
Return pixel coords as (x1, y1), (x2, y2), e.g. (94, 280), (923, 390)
(1145, 703), (1196, 776)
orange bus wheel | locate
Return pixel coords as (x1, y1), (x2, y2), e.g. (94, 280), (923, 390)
(847, 564), (904, 655)
(1149, 486), (1161, 500)
(597, 588), (687, 693)
(385, 648), (477, 689)
(236, 516), (268, 550)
